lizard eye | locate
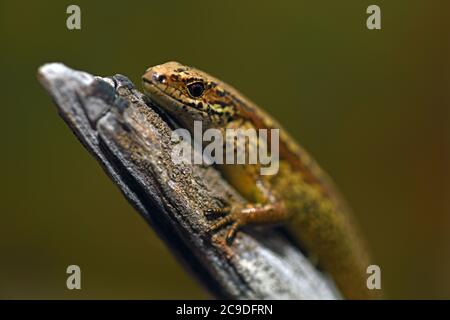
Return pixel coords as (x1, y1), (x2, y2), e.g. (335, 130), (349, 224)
(187, 81), (205, 98)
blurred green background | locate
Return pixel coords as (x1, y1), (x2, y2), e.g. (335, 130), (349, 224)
(1, 0), (449, 299)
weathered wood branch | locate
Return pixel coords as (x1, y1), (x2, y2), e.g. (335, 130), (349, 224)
(37, 63), (340, 299)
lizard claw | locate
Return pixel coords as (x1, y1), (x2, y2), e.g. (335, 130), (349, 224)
(225, 222), (240, 244)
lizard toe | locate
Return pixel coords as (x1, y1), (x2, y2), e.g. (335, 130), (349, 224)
(204, 206), (231, 217)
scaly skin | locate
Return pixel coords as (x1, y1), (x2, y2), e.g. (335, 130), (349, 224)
(142, 61), (381, 299)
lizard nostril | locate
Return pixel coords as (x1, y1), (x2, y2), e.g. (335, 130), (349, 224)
(153, 73), (167, 84)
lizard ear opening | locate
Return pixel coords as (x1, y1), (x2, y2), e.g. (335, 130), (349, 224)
(187, 81), (205, 98)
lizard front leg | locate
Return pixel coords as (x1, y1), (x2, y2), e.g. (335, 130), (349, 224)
(207, 201), (287, 243)
(208, 163), (289, 243)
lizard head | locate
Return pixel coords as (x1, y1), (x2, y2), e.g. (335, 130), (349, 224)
(142, 61), (240, 132)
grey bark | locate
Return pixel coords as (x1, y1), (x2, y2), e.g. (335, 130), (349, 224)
(37, 63), (340, 300)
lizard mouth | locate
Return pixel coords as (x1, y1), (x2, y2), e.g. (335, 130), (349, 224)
(142, 76), (204, 131)
(142, 77), (188, 113)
